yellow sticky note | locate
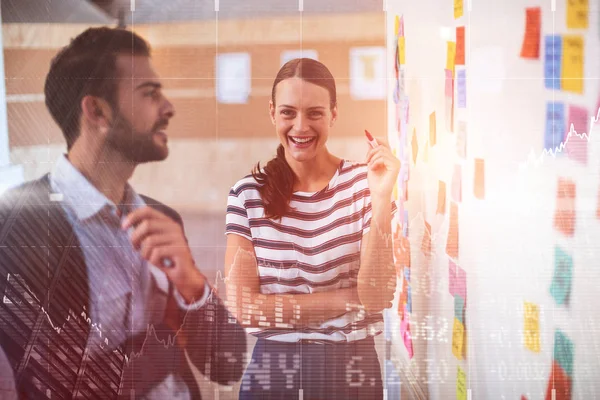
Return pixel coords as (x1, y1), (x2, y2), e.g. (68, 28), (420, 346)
(561, 35), (584, 94)
(567, 0), (589, 29)
(457, 366), (467, 400)
(447, 42), (456, 74)
(398, 36), (406, 65)
(524, 301), (541, 353)
(454, 0), (464, 19)
(452, 317), (465, 359)
(394, 15), (400, 36)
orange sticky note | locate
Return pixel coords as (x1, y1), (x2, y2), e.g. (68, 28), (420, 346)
(520, 7), (541, 59)
(474, 159), (485, 199)
(456, 27), (465, 65)
(437, 181), (447, 215)
(446, 202), (459, 260)
(429, 112), (437, 146)
(421, 220), (432, 256)
(411, 128), (418, 164)
(554, 178), (576, 236)
(545, 361), (572, 400)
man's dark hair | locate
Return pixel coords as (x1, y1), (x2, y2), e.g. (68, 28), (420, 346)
(44, 27), (151, 149)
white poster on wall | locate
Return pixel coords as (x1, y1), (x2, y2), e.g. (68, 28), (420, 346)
(349, 46), (386, 100)
(280, 50), (319, 66)
(216, 52), (251, 104)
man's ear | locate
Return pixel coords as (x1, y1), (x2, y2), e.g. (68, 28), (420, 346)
(81, 96), (113, 133)
(269, 100), (276, 125)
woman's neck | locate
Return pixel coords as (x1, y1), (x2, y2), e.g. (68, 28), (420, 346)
(287, 150), (341, 193)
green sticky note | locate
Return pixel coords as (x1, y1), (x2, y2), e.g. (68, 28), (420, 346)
(553, 329), (574, 378)
(549, 246), (573, 306)
(454, 295), (465, 324)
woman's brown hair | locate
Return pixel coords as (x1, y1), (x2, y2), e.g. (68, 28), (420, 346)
(252, 58), (337, 219)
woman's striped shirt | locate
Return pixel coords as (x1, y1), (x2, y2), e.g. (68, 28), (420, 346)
(226, 159), (397, 342)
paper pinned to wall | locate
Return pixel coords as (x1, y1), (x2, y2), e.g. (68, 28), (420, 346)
(553, 178), (576, 237)
(446, 202), (459, 259)
(550, 246), (574, 306)
(544, 35), (562, 90)
(430, 111), (437, 146)
(456, 27), (465, 65)
(280, 49), (318, 66)
(564, 105), (589, 165)
(454, 0), (464, 19)
(452, 317), (465, 359)
(561, 35), (584, 94)
(457, 69), (466, 108)
(545, 102), (566, 152)
(216, 52), (251, 104)
(457, 365), (467, 400)
(446, 41), (457, 73)
(350, 47), (386, 100)
(520, 7), (541, 59)
(474, 158), (485, 199)
(567, 0), (589, 29)
(437, 180), (447, 215)
(523, 301), (541, 353)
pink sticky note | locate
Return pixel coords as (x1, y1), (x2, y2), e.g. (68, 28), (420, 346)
(445, 69), (454, 98)
(564, 105), (589, 165)
(400, 315), (414, 358)
(449, 260), (458, 294)
(449, 261), (467, 301)
(452, 165), (462, 202)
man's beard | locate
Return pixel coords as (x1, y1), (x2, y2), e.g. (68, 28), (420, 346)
(106, 112), (169, 163)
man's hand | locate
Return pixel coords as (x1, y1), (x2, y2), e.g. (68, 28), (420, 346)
(123, 206), (206, 304)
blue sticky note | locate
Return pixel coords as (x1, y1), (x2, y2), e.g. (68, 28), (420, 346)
(454, 294), (465, 324)
(544, 35), (562, 90)
(545, 102), (566, 152)
(553, 329), (574, 378)
(406, 285), (412, 313)
(457, 70), (466, 108)
(549, 246), (573, 306)
(404, 266), (410, 282)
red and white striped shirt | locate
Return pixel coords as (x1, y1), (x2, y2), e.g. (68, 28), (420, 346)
(226, 160), (397, 342)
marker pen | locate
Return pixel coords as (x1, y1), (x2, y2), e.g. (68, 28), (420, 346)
(365, 129), (379, 148)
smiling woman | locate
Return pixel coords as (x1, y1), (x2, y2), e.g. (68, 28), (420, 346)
(224, 58), (400, 399)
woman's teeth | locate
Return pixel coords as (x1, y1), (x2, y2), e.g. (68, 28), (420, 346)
(290, 137), (316, 144)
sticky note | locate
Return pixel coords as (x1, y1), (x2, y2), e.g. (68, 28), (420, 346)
(430, 112), (437, 146)
(553, 329), (574, 377)
(553, 178), (576, 237)
(447, 42), (457, 73)
(523, 301), (541, 353)
(401, 316), (414, 358)
(445, 69), (454, 98)
(456, 26), (465, 65)
(398, 36), (406, 65)
(474, 159), (485, 199)
(446, 202), (459, 260)
(421, 220), (432, 256)
(457, 121), (467, 159)
(561, 35), (584, 94)
(454, 0), (464, 19)
(545, 102), (566, 152)
(411, 128), (418, 164)
(403, 210), (409, 236)
(445, 96), (454, 133)
(449, 261), (467, 300)
(550, 246), (573, 306)
(457, 69), (466, 108)
(567, 0), (589, 29)
(545, 360), (572, 400)
(564, 105), (589, 165)
(457, 366), (467, 400)
(452, 165), (462, 202)
(437, 181), (447, 215)
(394, 15), (401, 37)
(520, 7), (541, 59)
(455, 294), (465, 323)
(452, 317), (465, 359)
(544, 35), (562, 90)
